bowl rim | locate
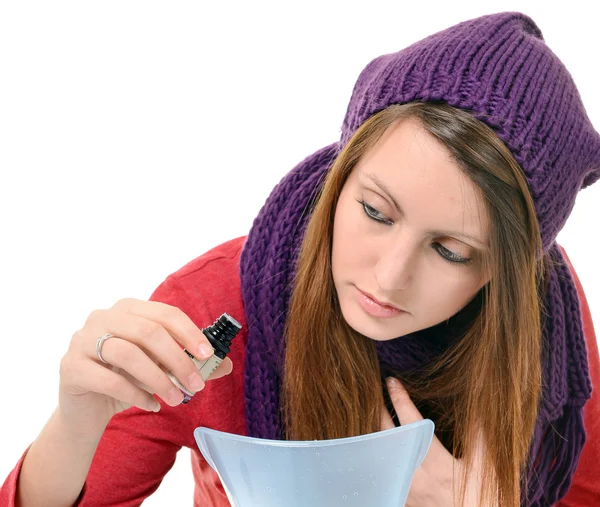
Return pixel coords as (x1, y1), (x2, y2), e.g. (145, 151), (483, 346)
(194, 418), (434, 448)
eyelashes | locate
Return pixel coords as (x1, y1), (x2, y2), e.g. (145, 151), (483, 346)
(434, 244), (472, 265)
(356, 199), (473, 265)
(360, 200), (394, 225)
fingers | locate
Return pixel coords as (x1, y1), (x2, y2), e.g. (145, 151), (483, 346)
(83, 308), (207, 397)
(206, 357), (233, 381)
(380, 400), (396, 431)
(68, 299), (238, 416)
(88, 335), (190, 406)
(385, 377), (423, 426)
(385, 377), (451, 463)
(110, 298), (215, 360)
(61, 357), (161, 413)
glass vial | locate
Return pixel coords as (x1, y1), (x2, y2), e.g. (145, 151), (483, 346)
(167, 312), (242, 404)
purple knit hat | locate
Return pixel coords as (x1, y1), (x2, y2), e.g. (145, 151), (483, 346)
(240, 12), (598, 506)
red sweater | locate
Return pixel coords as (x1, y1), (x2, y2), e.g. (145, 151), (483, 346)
(2, 236), (599, 506)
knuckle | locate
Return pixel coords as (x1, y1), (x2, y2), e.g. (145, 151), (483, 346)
(168, 304), (187, 321)
(111, 297), (135, 310)
(85, 308), (104, 326)
(157, 303), (185, 328)
(138, 320), (164, 342)
(163, 304), (192, 331)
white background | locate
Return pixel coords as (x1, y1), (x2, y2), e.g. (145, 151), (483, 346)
(1, 1), (598, 505)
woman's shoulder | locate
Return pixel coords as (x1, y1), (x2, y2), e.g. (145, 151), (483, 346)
(170, 236), (247, 282)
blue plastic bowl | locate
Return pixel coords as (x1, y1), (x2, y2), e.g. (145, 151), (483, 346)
(194, 419), (434, 507)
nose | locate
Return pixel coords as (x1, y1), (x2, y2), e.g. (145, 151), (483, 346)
(374, 233), (416, 293)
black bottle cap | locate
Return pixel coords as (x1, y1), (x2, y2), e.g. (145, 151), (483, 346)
(202, 313), (242, 357)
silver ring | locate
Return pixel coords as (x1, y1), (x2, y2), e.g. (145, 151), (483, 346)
(96, 333), (115, 364)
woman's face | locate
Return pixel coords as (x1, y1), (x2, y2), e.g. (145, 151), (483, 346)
(332, 118), (491, 341)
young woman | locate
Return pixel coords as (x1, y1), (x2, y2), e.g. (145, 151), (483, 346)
(3, 11), (599, 507)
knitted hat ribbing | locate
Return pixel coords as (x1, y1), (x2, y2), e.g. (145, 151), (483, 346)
(340, 12), (600, 252)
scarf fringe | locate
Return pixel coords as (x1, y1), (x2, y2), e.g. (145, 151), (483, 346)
(524, 405), (586, 506)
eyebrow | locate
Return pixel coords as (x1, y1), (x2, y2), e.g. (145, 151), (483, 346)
(362, 172), (488, 249)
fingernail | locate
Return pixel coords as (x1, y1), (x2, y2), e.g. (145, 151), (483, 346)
(386, 377), (399, 388)
(198, 342), (214, 359)
(167, 386), (183, 405)
(188, 371), (205, 392)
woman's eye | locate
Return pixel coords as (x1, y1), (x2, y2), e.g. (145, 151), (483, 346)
(358, 199), (393, 225)
(433, 243), (472, 265)
(357, 199), (473, 266)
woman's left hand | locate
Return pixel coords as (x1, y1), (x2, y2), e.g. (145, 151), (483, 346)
(381, 377), (486, 507)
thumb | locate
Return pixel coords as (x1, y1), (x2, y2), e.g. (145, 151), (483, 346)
(386, 377), (423, 426)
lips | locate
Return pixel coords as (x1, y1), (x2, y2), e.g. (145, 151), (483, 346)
(357, 288), (403, 311)
(355, 286), (407, 319)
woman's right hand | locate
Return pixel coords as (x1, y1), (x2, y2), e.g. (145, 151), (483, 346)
(58, 298), (233, 439)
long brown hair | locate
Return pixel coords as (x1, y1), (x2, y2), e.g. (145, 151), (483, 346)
(280, 102), (545, 506)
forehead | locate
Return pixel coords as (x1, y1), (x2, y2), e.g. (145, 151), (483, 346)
(354, 119), (489, 243)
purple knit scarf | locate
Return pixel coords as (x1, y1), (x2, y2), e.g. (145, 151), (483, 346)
(240, 12), (598, 506)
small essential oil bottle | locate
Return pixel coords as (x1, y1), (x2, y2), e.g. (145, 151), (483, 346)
(167, 313), (242, 404)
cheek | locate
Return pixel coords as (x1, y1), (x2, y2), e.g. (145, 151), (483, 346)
(332, 200), (370, 275)
(419, 276), (482, 323)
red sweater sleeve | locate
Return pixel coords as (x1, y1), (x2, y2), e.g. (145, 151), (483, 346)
(556, 247), (600, 506)
(0, 273), (214, 507)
